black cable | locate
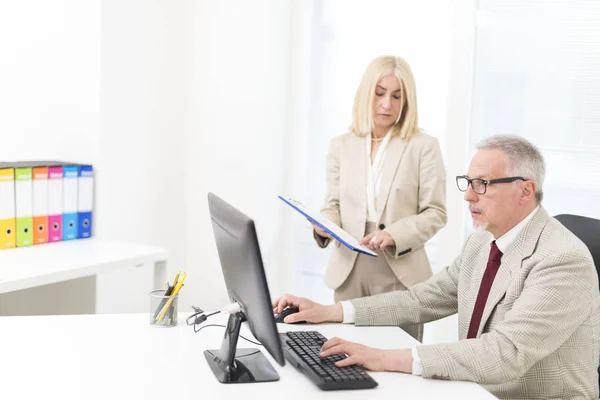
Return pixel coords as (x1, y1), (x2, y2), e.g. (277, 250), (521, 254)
(193, 323), (262, 346)
(186, 309), (221, 326)
(193, 323), (221, 334)
(204, 310), (221, 318)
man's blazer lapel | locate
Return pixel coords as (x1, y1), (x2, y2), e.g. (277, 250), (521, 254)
(475, 207), (551, 337)
(375, 137), (408, 222)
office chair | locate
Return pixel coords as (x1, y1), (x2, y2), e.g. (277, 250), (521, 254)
(554, 214), (600, 397)
(554, 214), (600, 282)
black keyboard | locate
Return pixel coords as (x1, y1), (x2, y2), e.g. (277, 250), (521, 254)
(280, 331), (378, 390)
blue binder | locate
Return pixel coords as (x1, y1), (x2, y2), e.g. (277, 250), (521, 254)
(77, 165), (93, 239)
(62, 165), (79, 240)
(278, 196), (377, 257)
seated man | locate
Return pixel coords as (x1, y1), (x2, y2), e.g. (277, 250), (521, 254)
(274, 134), (600, 399)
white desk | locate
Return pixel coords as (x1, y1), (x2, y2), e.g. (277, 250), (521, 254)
(0, 313), (496, 399)
(0, 239), (168, 314)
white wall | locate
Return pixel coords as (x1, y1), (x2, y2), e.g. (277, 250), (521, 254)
(0, 1), (101, 314)
(96, 0), (191, 312)
(0, 0), (297, 315)
(0, 0), (194, 314)
(184, 1), (294, 310)
(430, 0), (478, 343)
(0, 1), (100, 163)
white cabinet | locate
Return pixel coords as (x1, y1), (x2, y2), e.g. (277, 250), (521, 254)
(0, 239), (167, 315)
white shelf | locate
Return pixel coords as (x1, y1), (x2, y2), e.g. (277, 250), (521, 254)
(0, 238), (168, 295)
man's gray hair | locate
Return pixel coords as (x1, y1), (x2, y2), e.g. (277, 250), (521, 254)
(476, 134), (546, 203)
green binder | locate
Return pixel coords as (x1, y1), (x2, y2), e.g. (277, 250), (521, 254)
(15, 167), (33, 247)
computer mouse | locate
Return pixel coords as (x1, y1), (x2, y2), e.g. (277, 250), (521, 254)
(274, 306), (305, 324)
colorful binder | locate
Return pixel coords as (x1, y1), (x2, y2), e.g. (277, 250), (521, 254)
(32, 166), (49, 244)
(77, 165), (93, 238)
(0, 165), (16, 249)
(14, 166), (34, 247)
(47, 166), (63, 242)
(62, 165), (79, 240)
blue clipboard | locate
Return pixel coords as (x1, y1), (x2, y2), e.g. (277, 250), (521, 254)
(278, 196), (377, 257)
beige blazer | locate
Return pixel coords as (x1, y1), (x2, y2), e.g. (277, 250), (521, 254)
(315, 131), (447, 290)
(351, 207), (600, 399)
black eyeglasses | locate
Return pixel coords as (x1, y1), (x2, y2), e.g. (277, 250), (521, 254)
(456, 175), (526, 195)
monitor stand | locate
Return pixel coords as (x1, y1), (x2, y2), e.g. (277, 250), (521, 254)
(204, 312), (280, 383)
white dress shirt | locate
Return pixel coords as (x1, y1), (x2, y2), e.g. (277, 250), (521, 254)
(340, 205), (540, 375)
(366, 131), (392, 222)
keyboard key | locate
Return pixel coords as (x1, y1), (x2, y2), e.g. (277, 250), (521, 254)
(282, 331), (378, 390)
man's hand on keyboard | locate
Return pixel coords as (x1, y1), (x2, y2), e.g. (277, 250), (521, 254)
(319, 337), (413, 373)
(272, 294), (343, 324)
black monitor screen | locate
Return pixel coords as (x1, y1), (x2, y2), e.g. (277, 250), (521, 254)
(207, 192), (285, 368)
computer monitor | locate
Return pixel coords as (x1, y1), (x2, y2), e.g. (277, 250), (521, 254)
(205, 192), (285, 384)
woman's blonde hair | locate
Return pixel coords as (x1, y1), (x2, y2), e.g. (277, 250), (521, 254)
(350, 55), (419, 140)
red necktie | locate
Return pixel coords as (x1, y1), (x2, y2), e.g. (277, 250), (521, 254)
(467, 241), (503, 339)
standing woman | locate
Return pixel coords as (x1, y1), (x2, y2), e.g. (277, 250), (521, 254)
(312, 55), (447, 341)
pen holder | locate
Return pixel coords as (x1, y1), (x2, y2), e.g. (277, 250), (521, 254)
(149, 289), (179, 327)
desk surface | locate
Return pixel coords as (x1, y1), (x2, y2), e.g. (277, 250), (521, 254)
(0, 239), (168, 294)
(0, 313), (495, 400)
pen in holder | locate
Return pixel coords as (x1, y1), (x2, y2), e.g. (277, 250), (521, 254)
(149, 289), (179, 327)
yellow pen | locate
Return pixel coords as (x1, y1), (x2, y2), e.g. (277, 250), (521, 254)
(157, 272), (187, 322)
(172, 270), (181, 287)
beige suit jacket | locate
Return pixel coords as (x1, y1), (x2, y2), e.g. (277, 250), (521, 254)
(351, 207), (600, 399)
(315, 131), (447, 290)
